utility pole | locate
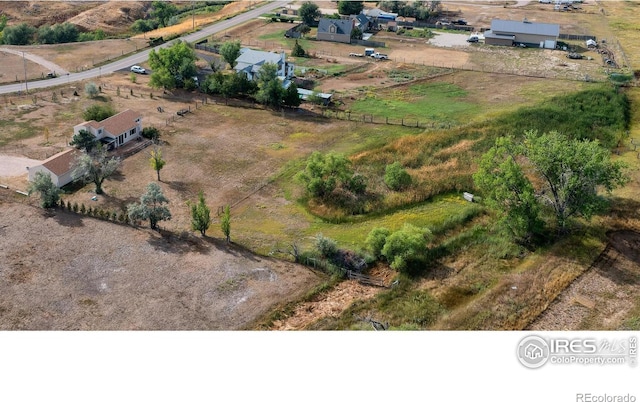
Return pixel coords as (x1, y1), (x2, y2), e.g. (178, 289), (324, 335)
(192, 0), (195, 30)
(22, 52), (28, 93)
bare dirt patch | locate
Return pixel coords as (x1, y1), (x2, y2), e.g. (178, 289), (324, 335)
(527, 231), (640, 330)
(0, 201), (323, 330)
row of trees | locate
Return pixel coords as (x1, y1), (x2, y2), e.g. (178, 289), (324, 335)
(297, 1), (364, 27)
(0, 21), (105, 45)
(29, 175), (231, 240)
(378, 1), (442, 20)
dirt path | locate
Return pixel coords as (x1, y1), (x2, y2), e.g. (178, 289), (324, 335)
(0, 47), (69, 75)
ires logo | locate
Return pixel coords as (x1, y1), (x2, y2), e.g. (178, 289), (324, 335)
(517, 335), (636, 369)
(550, 339), (597, 354)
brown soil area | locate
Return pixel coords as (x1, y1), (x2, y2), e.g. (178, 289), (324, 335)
(0, 200), (323, 330)
(527, 231), (640, 330)
(0, 50), (49, 84)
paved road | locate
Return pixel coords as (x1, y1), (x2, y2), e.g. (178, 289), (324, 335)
(0, 0), (290, 95)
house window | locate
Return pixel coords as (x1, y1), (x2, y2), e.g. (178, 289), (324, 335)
(330, 25), (336, 33)
(118, 134), (124, 145)
(130, 128), (136, 135)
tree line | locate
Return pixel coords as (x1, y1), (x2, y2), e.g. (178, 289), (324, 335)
(0, 21), (105, 45)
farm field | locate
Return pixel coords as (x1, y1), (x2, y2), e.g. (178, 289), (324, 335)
(0, 0), (639, 331)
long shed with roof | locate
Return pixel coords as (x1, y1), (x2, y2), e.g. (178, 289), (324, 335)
(27, 148), (79, 188)
(484, 19), (559, 48)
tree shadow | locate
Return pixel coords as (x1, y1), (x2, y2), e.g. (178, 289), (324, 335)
(107, 170), (126, 182)
(46, 209), (85, 228)
(143, 228), (261, 261)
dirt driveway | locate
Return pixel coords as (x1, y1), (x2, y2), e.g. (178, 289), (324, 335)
(0, 202), (323, 330)
(0, 155), (42, 177)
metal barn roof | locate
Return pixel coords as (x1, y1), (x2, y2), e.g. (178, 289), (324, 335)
(491, 19), (560, 37)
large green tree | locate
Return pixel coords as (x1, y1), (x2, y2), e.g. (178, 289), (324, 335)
(27, 171), (61, 208)
(473, 136), (542, 241)
(219, 40), (241, 69)
(151, 1), (178, 27)
(148, 40), (197, 90)
(2, 23), (36, 45)
(522, 130), (628, 231)
(475, 131), (628, 234)
(283, 82), (301, 108)
(298, 1), (321, 26)
(69, 129), (98, 153)
(127, 182), (172, 230)
(72, 146), (121, 195)
(254, 63), (285, 109)
(338, 1), (364, 15)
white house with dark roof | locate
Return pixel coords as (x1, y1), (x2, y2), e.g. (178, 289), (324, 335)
(234, 48), (294, 82)
(484, 19), (560, 48)
(317, 18), (353, 44)
(73, 109), (142, 150)
(27, 148), (79, 188)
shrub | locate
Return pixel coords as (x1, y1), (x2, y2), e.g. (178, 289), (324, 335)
(67, 201), (72, 210)
(85, 82), (99, 98)
(314, 234), (338, 259)
(384, 162), (412, 191)
(366, 227), (391, 259)
(381, 224), (432, 273)
(141, 127), (160, 141)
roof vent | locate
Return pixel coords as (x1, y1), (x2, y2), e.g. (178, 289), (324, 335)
(523, 17), (531, 23)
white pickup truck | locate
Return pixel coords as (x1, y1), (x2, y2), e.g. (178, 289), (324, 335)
(371, 52), (388, 60)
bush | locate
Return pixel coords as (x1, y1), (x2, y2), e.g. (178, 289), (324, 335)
(366, 227), (391, 259)
(314, 234), (338, 259)
(141, 127), (160, 141)
(83, 104), (116, 122)
(381, 224), (432, 273)
(384, 162), (412, 191)
(85, 82), (99, 98)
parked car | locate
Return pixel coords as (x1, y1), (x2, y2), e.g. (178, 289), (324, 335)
(131, 65), (146, 74)
(467, 36), (479, 43)
(46, 72), (57, 78)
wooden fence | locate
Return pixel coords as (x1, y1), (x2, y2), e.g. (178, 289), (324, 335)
(347, 271), (386, 287)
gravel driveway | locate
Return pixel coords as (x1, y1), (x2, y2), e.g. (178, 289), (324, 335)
(428, 32), (473, 48)
(0, 155), (42, 177)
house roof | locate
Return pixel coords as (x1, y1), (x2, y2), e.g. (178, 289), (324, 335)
(364, 8), (397, 20)
(41, 148), (79, 176)
(99, 109), (141, 136)
(491, 19), (560, 37)
(317, 18), (353, 35)
(234, 48), (284, 74)
(78, 109), (141, 137)
(352, 13), (370, 27)
(483, 30), (515, 40)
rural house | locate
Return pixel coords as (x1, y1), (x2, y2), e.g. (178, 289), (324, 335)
(351, 13), (372, 32)
(484, 19), (560, 48)
(234, 48), (294, 81)
(317, 18), (353, 44)
(73, 109), (143, 150)
(27, 148), (79, 188)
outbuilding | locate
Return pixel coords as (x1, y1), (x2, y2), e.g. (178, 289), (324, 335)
(27, 148), (79, 188)
(484, 19), (560, 48)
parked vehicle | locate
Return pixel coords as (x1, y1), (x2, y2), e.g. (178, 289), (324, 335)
(371, 52), (388, 60)
(467, 36), (479, 43)
(364, 48), (375, 57)
(349, 53), (364, 57)
(131, 65), (146, 74)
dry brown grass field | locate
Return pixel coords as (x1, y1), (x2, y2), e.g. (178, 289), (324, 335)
(1, 1), (639, 331)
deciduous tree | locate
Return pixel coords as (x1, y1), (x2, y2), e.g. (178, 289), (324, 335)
(189, 190), (211, 236)
(338, 1), (364, 15)
(149, 40), (197, 90)
(220, 204), (231, 243)
(298, 2), (321, 26)
(127, 182), (172, 230)
(219, 40), (241, 69)
(72, 146), (121, 194)
(149, 147), (166, 181)
(27, 171), (60, 208)
(69, 129), (98, 153)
